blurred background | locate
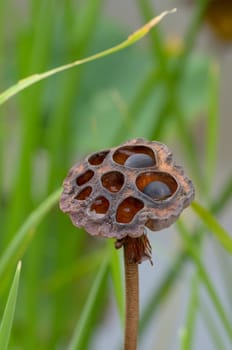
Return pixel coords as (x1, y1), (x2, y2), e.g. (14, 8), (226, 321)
(0, 0), (232, 349)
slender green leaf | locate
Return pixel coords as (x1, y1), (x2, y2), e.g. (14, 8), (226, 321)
(140, 173), (232, 338)
(175, 0), (210, 66)
(201, 300), (228, 350)
(192, 201), (232, 254)
(46, 0), (104, 192)
(0, 188), (61, 282)
(140, 251), (187, 334)
(177, 220), (232, 342)
(108, 240), (124, 323)
(212, 240), (232, 309)
(0, 261), (21, 350)
(180, 273), (199, 350)
(43, 248), (105, 293)
(137, 0), (166, 63)
(174, 101), (205, 193)
(0, 9), (176, 105)
(211, 174), (232, 213)
(67, 256), (109, 350)
(5, 0), (56, 240)
(205, 62), (219, 192)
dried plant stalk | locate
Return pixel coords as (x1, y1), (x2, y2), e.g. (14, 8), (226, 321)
(124, 238), (139, 350)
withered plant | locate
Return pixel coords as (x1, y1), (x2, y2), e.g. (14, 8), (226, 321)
(60, 138), (194, 350)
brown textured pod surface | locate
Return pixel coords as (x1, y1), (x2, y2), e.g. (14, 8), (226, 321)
(60, 138), (194, 239)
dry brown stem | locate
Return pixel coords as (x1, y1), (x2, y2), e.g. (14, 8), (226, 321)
(123, 237), (139, 350)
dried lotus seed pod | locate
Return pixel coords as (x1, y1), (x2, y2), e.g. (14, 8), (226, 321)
(60, 138), (195, 253)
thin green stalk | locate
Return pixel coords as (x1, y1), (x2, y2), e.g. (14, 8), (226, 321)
(0, 188), (61, 285)
(180, 0), (210, 59)
(212, 240), (232, 310)
(46, 0), (105, 191)
(211, 174), (232, 213)
(0, 0), (6, 89)
(0, 1), (9, 246)
(137, 0), (167, 65)
(0, 2), (5, 206)
(108, 240), (124, 323)
(180, 271), (199, 350)
(4, 0), (55, 242)
(169, 0), (210, 188)
(192, 201), (232, 255)
(140, 250), (187, 334)
(0, 9), (176, 105)
(0, 112), (6, 240)
(180, 171), (209, 350)
(42, 248), (105, 293)
(19, 22), (48, 317)
(43, 1), (105, 344)
(0, 262), (21, 350)
(149, 89), (205, 193)
(205, 62), (219, 193)
(170, 0), (210, 185)
(67, 256), (109, 350)
(113, 68), (162, 143)
(148, 0), (210, 193)
(201, 299), (228, 350)
(140, 176), (232, 337)
(173, 101), (205, 192)
(177, 220), (232, 342)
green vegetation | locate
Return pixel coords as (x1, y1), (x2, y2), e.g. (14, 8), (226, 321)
(0, 1), (231, 349)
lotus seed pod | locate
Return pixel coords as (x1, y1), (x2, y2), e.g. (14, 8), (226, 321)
(60, 138), (195, 239)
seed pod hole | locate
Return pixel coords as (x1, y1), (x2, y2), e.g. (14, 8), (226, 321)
(75, 186), (92, 200)
(136, 172), (178, 200)
(101, 171), (124, 193)
(76, 170), (94, 186)
(116, 197), (144, 223)
(90, 196), (109, 215)
(113, 145), (156, 166)
(88, 151), (109, 165)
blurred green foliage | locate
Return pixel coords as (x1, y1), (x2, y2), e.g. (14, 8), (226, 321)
(0, 0), (232, 349)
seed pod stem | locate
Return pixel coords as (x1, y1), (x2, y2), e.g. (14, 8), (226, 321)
(123, 237), (139, 350)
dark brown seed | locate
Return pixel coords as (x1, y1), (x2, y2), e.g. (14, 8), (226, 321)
(124, 154), (154, 168)
(143, 181), (171, 200)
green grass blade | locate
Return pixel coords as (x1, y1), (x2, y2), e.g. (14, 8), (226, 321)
(181, 0), (210, 58)
(140, 178), (232, 337)
(201, 300), (228, 350)
(67, 256), (109, 350)
(0, 261), (22, 350)
(0, 9), (176, 105)
(177, 220), (232, 341)
(43, 248), (105, 293)
(113, 68), (162, 143)
(4, 1), (58, 245)
(45, 2), (104, 338)
(205, 62), (219, 192)
(180, 273), (199, 350)
(137, 0), (166, 63)
(108, 241), (124, 323)
(140, 252), (187, 334)
(192, 201), (232, 254)
(0, 188), (61, 283)
(211, 174), (232, 213)
(212, 241), (232, 309)
(46, 0), (104, 192)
